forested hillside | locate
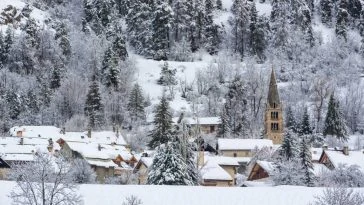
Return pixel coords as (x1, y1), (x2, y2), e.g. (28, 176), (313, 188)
(0, 0), (363, 142)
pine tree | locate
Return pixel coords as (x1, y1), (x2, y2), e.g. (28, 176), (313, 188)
(286, 106), (298, 133)
(152, 0), (173, 60)
(192, 0), (206, 52)
(216, 0), (223, 10)
(4, 26), (13, 63)
(320, 0), (333, 26)
(297, 2), (314, 46)
(101, 47), (120, 90)
(300, 107), (313, 136)
(147, 144), (194, 185)
(279, 129), (299, 160)
(23, 18), (40, 48)
(204, 0), (220, 55)
(173, 117), (198, 185)
(5, 89), (21, 120)
(217, 107), (231, 138)
(126, 0), (154, 56)
(50, 66), (62, 90)
(270, 0), (290, 50)
(299, 138), (315, 186)
(323, 94), (348, 141)
(84, 75), (104, 129)
(249, 3), (266, 62)
(127, 83), (146, 123)
(220, 76), (249, 138)
(0, 32), (5, 67)
(230, 0), (250, 57)
(172, 0), (189, 42)
(148, 94), (174, 149)
(55, 22), (71, 59)
(336, 0), (349, 41)
(112, 34), (128, 61)
(348, 0), (362, 20)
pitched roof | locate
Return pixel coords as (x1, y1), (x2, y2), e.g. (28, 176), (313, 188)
(218, 139), (273, 151)
(267, 68), (280, 107)
(172, 117), (220, 125)
(62, 131), (127, 146)
(200, 159), (232, 181)
(322, 150), (364, 171)
(256, 160), (275, 175)
(9, 126), (62, 139)
(205, 156), (239, 166)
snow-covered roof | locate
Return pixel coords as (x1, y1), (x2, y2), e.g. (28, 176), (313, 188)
(206, 156), (239, 166)
(311, 148), (323, 161)
(62, 131), (127, 146)
(9, 126), (62, 140)
(0, 144), (37, 154)
(200, 159), (232, 181)
(2, 153), (34, 162)
(172, 117), (220, 125)
(256, 160), (275, 175)
(235, 157), (252, 163)
(84, 158), (117, 168)
(141, 157), (154, 168)
(66, 142), (112, 160)
(324, 150), (364, 171)
(218, 139), (273, 151)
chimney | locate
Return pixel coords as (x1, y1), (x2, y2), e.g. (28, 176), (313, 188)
(61, 127), (66, 134)
(98, 144), (102, 151)
(142, 152), (148, 157)
(343, 146), (349, 155)
(47, 138), (54, 153)
(87, 129), (91, 138)
(322, 144), (328, 150)
(113, 123), (116, 132)
(116, 126), (119, 138)
(198, 151), (205, 168)
(19, 137), (24, 145)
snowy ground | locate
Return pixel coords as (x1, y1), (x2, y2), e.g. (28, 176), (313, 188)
(1, 180), (364, 205)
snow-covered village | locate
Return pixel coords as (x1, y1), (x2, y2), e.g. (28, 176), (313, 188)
(1, 0), (364, 204)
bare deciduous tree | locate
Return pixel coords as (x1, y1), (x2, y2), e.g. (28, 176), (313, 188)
(311, 187), (364, 205)
(9, 153), (82, 205)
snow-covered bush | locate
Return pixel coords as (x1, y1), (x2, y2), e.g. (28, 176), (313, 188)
(70, 158), (97, 184)
(318, 164), (364, 187)
(311, 187), (364, 205)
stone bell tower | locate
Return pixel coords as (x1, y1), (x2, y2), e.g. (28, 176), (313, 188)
(264, 68), (284, 144)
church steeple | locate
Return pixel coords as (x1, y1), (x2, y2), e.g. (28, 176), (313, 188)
(267, 68), (280, 108)
(264, 67), (284, 144)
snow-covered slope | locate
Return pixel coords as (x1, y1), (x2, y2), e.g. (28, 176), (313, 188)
(1, 180), (364, 205)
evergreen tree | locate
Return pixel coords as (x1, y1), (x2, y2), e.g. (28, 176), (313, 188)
(4, 26), (13, 63)
(249, 3), (266, 62)
(191, 0), (206, 52)
(172, 0), (189, 42)
(230, 0), (250, 57)
(320, 0), (333, 26)
(173, 117), (198, 185)
(5, 90), (21, 120)
(323, 94), (348, 141)
(55, 22), (71, 60)
(217, 107), (231, 138)
(101, 47), (120, 90)
(152, 0), (173, 60)
(204, 0), (220, 55)
(148, 94), (174, 149)
(300, 107), (313, 136)
(216, 0), (223, 10)
(147, 144), (194, 185)
(286, 106), (298, 133)
(0, 32), (5, 67)
(112, 34), (128, 61)
(23, 18), (40, 48)
(297, 2), (314, 46)
(348, 0), (362, 20)
(84, 75), (104, 129)
(220, 76), (249, 138)
(299, 138), (315, 186)
(50, 66), (62, 90)
(279, 129), (299, 160)
(127, 83), (146, 123)
(126, 0), (154, 56)
(336, 0), (349, 41)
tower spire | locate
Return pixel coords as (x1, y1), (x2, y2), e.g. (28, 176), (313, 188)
(267, 67), (280, 107)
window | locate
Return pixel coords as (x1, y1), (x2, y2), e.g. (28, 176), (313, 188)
(273, 103), (277, 108)
(271, 123), (279, 131)
(233, 153), (237, 157)
(271, 112), (278, 119)
(210, 126), (215, 133)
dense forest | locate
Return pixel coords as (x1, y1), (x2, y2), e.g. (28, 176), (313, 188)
(0, 0), (363, 144)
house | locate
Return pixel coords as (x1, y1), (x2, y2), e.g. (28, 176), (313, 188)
(200, 159), (234, 186)
(318, 147), (364, 171)
(57, 131), (128, 147)
(247, 160), (275, 181)
(9, 126), (63, 140)
(218, 138), (274, 158)
(204, 156), (240, 185)
(172, 117), (220, 135)
(61, 141), (117, 183)
(134, 155), (154, 184)
(0, 156), (10, 179)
